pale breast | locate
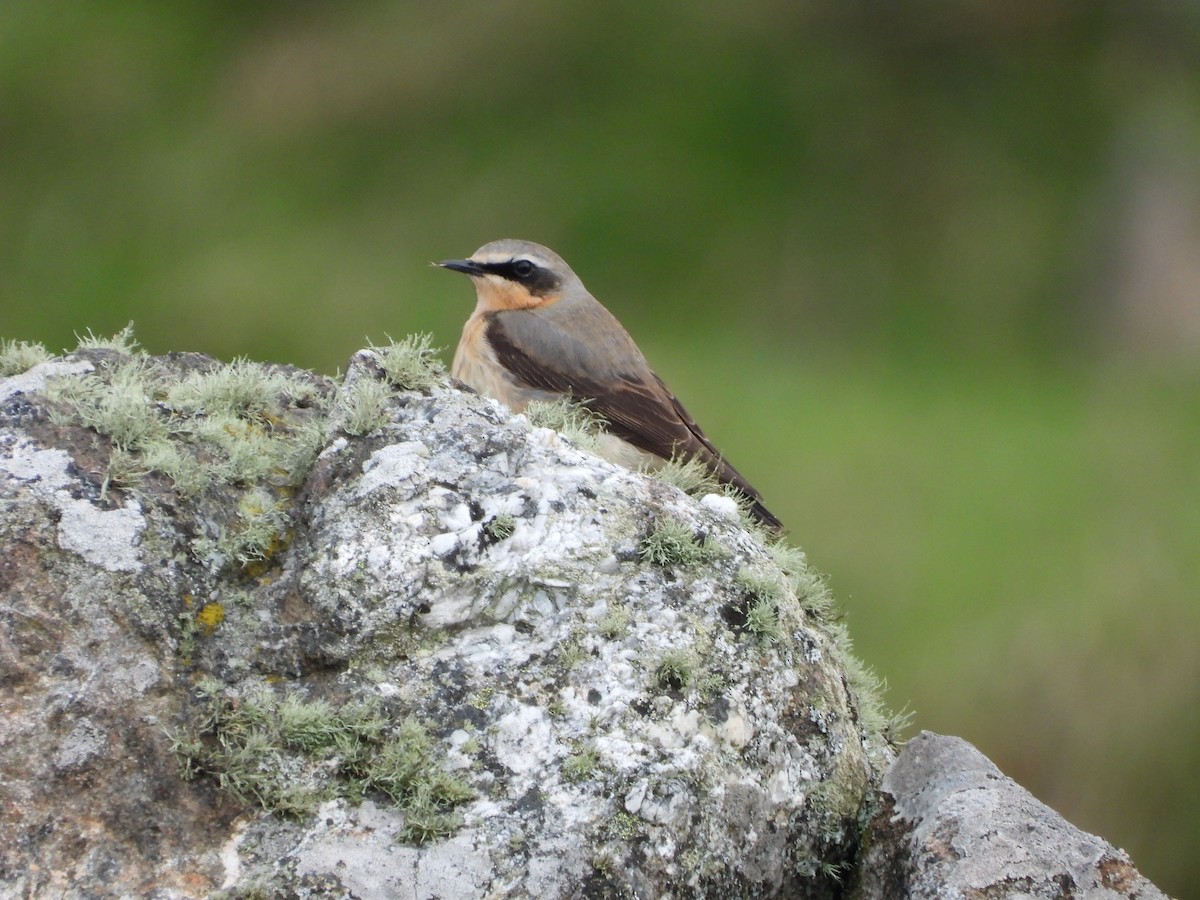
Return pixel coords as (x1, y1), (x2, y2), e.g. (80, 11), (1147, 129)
(453, 313), (552, 412)
(453, 312), (666, 472)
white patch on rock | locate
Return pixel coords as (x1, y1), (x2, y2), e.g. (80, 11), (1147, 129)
(0, 357), (93, 404)
(3, 436), (146, 572)
(494, 705), (555, 776)
(0, 440), (75, 492)
(57, 497), (144, 572)
(700, 492), (741, 520)
(218, 820), (248, 890)
(292, 801), (493, 900)
(52, 719), (108, 772)
(357, 442), (431, 496)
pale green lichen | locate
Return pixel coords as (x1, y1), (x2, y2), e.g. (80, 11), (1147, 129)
(745, 596), (782, 644)
(139, 442), (213, 498)
(598, 604), (629, 639)
(75, 322), (140, 354)
(639, 520), (717, 567)
(340, 376), (392, 436)
(99, 447), (148, 500)
(212, 489), (292, 567)
(827, 620), (912, 744)
(733, 565), (787, 644)
(558, 628), (589, 669)
(484, 513), (516, 542)
(166, 357), (311, 423)
(0, 338), (51, 376)
(44, 330), (327, 549)
(47, 356), (169, 451)
(609, 810), (643, 840)
(562, 745), (601, 783)
(524, 396), (605, 454)
(654, 648), (698, 692)
(649, 453), (721, 496)
(170, 684), (473, 841)
(767, 541), (836, 618)
(369, 333), (447, 391)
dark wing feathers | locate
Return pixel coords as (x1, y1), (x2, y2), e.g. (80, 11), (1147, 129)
(487, 309), (782, 530)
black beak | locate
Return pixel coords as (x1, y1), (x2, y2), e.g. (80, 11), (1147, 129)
(438, 258), (487, 276)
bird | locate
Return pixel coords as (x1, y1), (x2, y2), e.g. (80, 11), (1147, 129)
(438, 239), (782, 531)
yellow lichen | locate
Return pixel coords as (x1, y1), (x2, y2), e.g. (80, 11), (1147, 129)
(196, 602), (225, 634)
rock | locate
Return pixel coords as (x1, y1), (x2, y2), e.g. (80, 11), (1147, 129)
(0, 343), (891, 899)
(853, 732), (1168, 899)
(0, 340), (1170, 899)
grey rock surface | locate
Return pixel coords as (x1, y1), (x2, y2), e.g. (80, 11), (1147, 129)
(0, 343), (1170, 899)
(854, 731), (1168, 899)
(0, 345), (887, 898)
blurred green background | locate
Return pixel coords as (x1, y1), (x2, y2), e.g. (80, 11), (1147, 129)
(3, 1), (1198, 893)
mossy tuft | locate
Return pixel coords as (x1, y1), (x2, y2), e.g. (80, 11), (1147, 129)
(654, 648), (697, 692)
(562, 745), (601, 783)
(75, 322), (140, 354)
(483, 513), (516, 542)
(340, 376), (392, 436)
(170, 683), (473, 841)
(639, 520), (717, 567)
(369, 333), (447, 391)
(0, 338), (52, 376)
(43, 332), (329, 574)
(524, 396), (605, 454)
(650, 453), (721, 496)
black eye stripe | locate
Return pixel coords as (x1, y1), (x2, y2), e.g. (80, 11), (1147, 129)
(484, 260), (536, 280)
(480, 259), (561, 296)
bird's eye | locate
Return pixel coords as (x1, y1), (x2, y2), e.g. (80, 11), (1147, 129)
(512, 259), (535, 278)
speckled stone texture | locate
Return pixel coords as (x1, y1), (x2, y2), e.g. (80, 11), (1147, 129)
(0, 348), (1169, 899)
(0, 349), (883, 899)
(852, 732), (1168, 900)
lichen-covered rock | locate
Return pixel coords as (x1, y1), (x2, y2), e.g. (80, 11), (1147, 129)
(0, 343), (890, 899)
(852, 732), (1168, 900)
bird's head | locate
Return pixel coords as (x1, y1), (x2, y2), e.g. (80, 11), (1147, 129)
(438, 239), (582, 311)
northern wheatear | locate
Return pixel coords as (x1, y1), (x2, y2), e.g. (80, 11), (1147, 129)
(439, 239), (782, 530)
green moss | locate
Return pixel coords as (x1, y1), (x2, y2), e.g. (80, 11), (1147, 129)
(44, 344), (328, 564)
(99, 447), (148, 499)
(766, 542), (835, 618)
(598, 604), (629, 639)
(744, 597), (781, 643)
(828, 621), (912, 745)
(562, 745), (601, 783)
(557, 628), (588, 669)
(48, 356), (168, 451)
(369, 333), (446, 391)
(484, 513), (516, 542)
(166, 357), (306, 422)
(639, 520), (717, 567)
(524, 396), (605, 454)
(0, 337), (51, 376)
(610, 810), (643, 840)
(468, 687), (495, 710)
(655, 648), (697, 692)
(74, 322), (140, 354)
(340, 376), (392, 436)
(140, 442), (212, 497)
(732, 566), (785, 644)
(170, 684), (473, 842)
(212, 489), (292, 568)
(649, 453), (721, 496)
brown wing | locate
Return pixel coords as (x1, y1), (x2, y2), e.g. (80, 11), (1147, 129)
(486, 308), (782, 530)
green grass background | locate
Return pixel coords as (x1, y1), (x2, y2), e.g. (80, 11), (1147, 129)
(3, 3), (1198, 893)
